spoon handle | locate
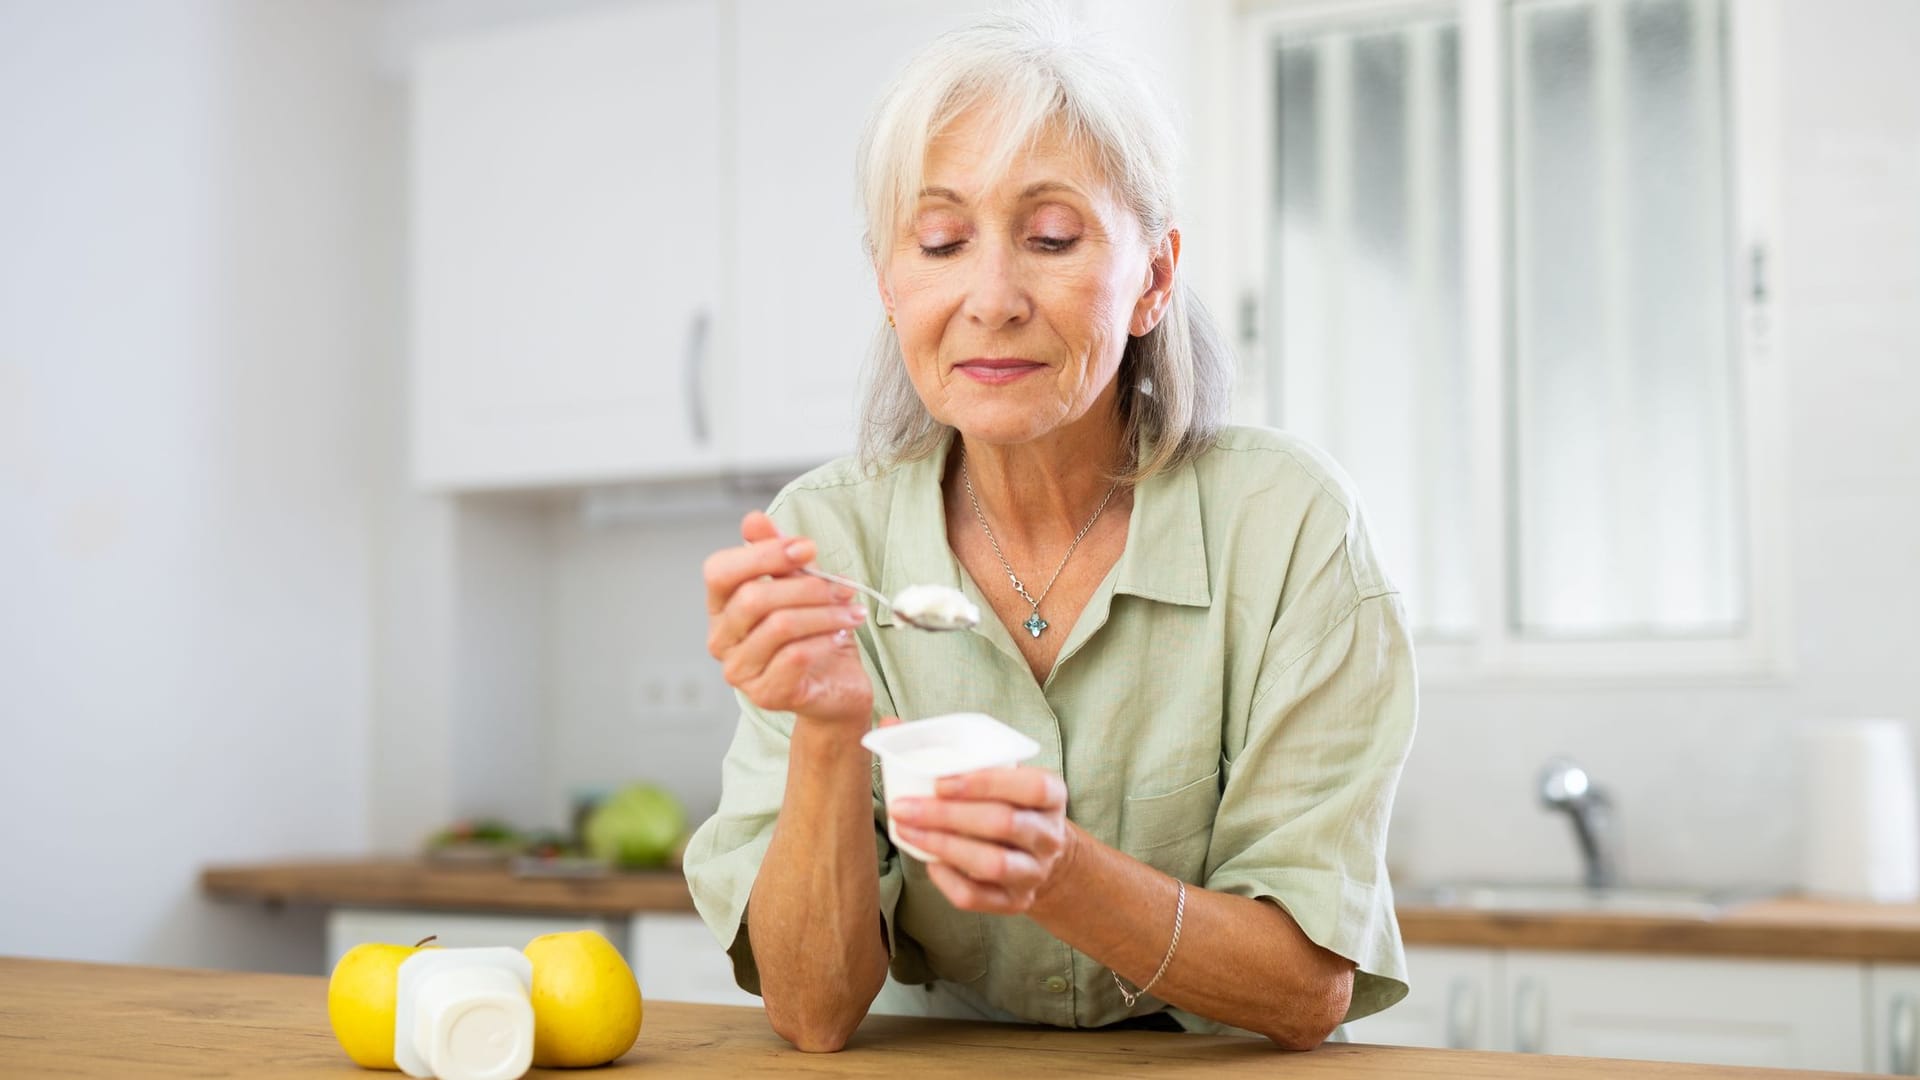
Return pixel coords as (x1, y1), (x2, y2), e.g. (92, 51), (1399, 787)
(798, 566), (896, 614)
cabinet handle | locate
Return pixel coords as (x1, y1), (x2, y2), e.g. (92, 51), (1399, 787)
(684, 310), (711, 445)
(1746, 242), (1773, 358)
(1893, 993), (1918, 1075)
(1513, 977), (1545, 1054)
(1444, 976), (1479, 1049)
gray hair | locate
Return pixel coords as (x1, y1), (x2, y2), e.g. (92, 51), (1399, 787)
(853, 5), (1233, 482)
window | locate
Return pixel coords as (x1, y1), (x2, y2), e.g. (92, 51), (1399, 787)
(1265, 12), (1473, 638)
(1239, 0), (1784, 677)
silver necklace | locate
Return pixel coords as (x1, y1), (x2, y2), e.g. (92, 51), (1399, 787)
(960, 448), (1121, 639)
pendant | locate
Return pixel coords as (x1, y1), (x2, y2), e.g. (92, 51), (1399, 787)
(1023, 612), (1049, 638)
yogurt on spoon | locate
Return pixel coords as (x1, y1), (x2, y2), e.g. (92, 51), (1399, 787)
(797, 568), (979, 632)
(888, 583), (980, 631)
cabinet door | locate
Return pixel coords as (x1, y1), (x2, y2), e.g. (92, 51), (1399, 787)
(326, 908), (626, 969)
(727, 1), (996, 473)
(1869, 964), (1920, 1075)
(412, 2), (722, 489)
(1506, 951), (1864, 1070)
(1341, 946), (1504, 1051)
(628, 912), (761, 1007)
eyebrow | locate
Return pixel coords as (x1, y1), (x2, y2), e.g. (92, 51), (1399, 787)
(918, 181), (1082, 205)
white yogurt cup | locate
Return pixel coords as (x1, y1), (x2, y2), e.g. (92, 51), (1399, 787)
(394, 947), (534, 1080)
(861, 712), (1040, 863)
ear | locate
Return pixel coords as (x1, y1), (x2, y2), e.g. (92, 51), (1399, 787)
(874, 264), (895, 323)
(1129, 228), (1181, 337)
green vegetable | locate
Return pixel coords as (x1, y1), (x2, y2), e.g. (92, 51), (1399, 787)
(583, 785), (687, 868)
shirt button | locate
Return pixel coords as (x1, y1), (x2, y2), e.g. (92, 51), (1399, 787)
(1044, 975), (1069, 994)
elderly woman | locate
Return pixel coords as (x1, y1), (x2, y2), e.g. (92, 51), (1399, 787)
(685, 10), (1415, 1053)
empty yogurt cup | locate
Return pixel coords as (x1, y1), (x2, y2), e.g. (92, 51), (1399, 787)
(861, 712), (1040, 863)
(394, 947), (534, 1080)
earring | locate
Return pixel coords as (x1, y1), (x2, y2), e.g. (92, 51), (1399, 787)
(886, 312), (895, 327)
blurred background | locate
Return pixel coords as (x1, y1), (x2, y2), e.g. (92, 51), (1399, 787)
(1, 0), (1917, 1067)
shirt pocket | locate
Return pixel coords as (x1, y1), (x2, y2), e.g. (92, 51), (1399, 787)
(1119, 769), (1222, 876)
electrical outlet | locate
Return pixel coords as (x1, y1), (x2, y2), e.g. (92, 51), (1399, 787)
(629, 665), (734, 720)
(678, 677), (705, 709)
(629, 668), (671, 715)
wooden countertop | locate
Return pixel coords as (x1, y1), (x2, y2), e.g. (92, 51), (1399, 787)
(202, 859), (1920, 962)
(1399, 895), (1920, 963)
(201, 858), (696, 917)
(0, 957), (1860, 1078)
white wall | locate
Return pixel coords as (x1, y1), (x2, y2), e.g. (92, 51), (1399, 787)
(0, 1), (394, 971)
(360, 492), (760, 849)
(543, 504), (753, 828)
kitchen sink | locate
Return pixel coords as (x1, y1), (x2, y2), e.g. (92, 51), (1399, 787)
(1400, 882), (1775, 919)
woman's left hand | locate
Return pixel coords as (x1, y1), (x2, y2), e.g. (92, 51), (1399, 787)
(888, 767), (1075, 914)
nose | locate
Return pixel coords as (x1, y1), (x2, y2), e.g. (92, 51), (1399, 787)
(959, 237), (1031, 330)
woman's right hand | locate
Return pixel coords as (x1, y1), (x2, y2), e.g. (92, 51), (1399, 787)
(704, 511), (874, 727)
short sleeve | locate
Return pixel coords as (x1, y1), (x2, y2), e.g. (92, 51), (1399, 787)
(679, 487), (907, 996)
(1202, 589), (1418, 1024)
(680, 691), (907, 995)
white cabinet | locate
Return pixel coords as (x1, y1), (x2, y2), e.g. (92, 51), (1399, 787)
(1343, 946), (1504, 1050)
(1354, 948), (1866, 1070)
(1870, 964), (1920, 1075)
(629, 912), (760, 1007)
(1503, 952), (1864, 1071)
(725, 1), (1003, 472)
(325, 908), (625, 969)
(408, 0), (1212, 486)
(410, 1), (724, 489)
(410, 0), (978, 489)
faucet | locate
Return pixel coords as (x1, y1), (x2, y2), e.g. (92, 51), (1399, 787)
(1539, 757), (1617, 889)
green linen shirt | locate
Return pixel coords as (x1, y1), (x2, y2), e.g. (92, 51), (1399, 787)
(682, 424), (1417, 1031)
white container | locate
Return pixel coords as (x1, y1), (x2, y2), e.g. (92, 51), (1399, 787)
(1799, 717), (1920, 903)
(861, 712), (1040, 863)
(394, 947), (535, 1080)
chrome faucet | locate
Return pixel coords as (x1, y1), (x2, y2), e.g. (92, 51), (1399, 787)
(1539, 757), (1617, 889)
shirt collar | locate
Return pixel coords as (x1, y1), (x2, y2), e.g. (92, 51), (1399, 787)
(1112, 447), (1211, 608)
(875, 433), (966, 629)
(874, 431), (1211, 627)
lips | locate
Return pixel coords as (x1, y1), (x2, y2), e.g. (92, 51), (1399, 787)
(954, 358), (1045, 386)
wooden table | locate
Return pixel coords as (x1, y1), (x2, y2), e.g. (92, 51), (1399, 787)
(0, 957), (1863, 1078)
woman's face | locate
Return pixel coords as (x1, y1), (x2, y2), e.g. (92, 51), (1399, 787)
(877, 109), (1177, 448)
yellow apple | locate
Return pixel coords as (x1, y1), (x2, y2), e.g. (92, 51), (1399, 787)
(523, 929), (643, 1067)
(326, 935), (438, 1070)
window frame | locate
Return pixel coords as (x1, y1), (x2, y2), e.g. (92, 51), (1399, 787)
(1233, 0), (1790, 684)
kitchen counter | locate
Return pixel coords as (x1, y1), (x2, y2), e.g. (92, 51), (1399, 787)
(0, 957), (1861, 1078)
(204, 859), (1920, 963)
(202, 858), (695, 917)
(1398, 895), (1920, 962)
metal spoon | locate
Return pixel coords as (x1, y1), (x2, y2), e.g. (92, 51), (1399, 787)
(799, 567), (978, 632)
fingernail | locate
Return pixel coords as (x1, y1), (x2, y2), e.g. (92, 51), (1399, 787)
(846, 605), (868, 624)
(833, 587), (855, 602)
(892, 798), (921, 818)
(784, 541), (810, 561)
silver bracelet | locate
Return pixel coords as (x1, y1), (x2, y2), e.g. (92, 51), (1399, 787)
(1113, 879), (1186, 1008)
